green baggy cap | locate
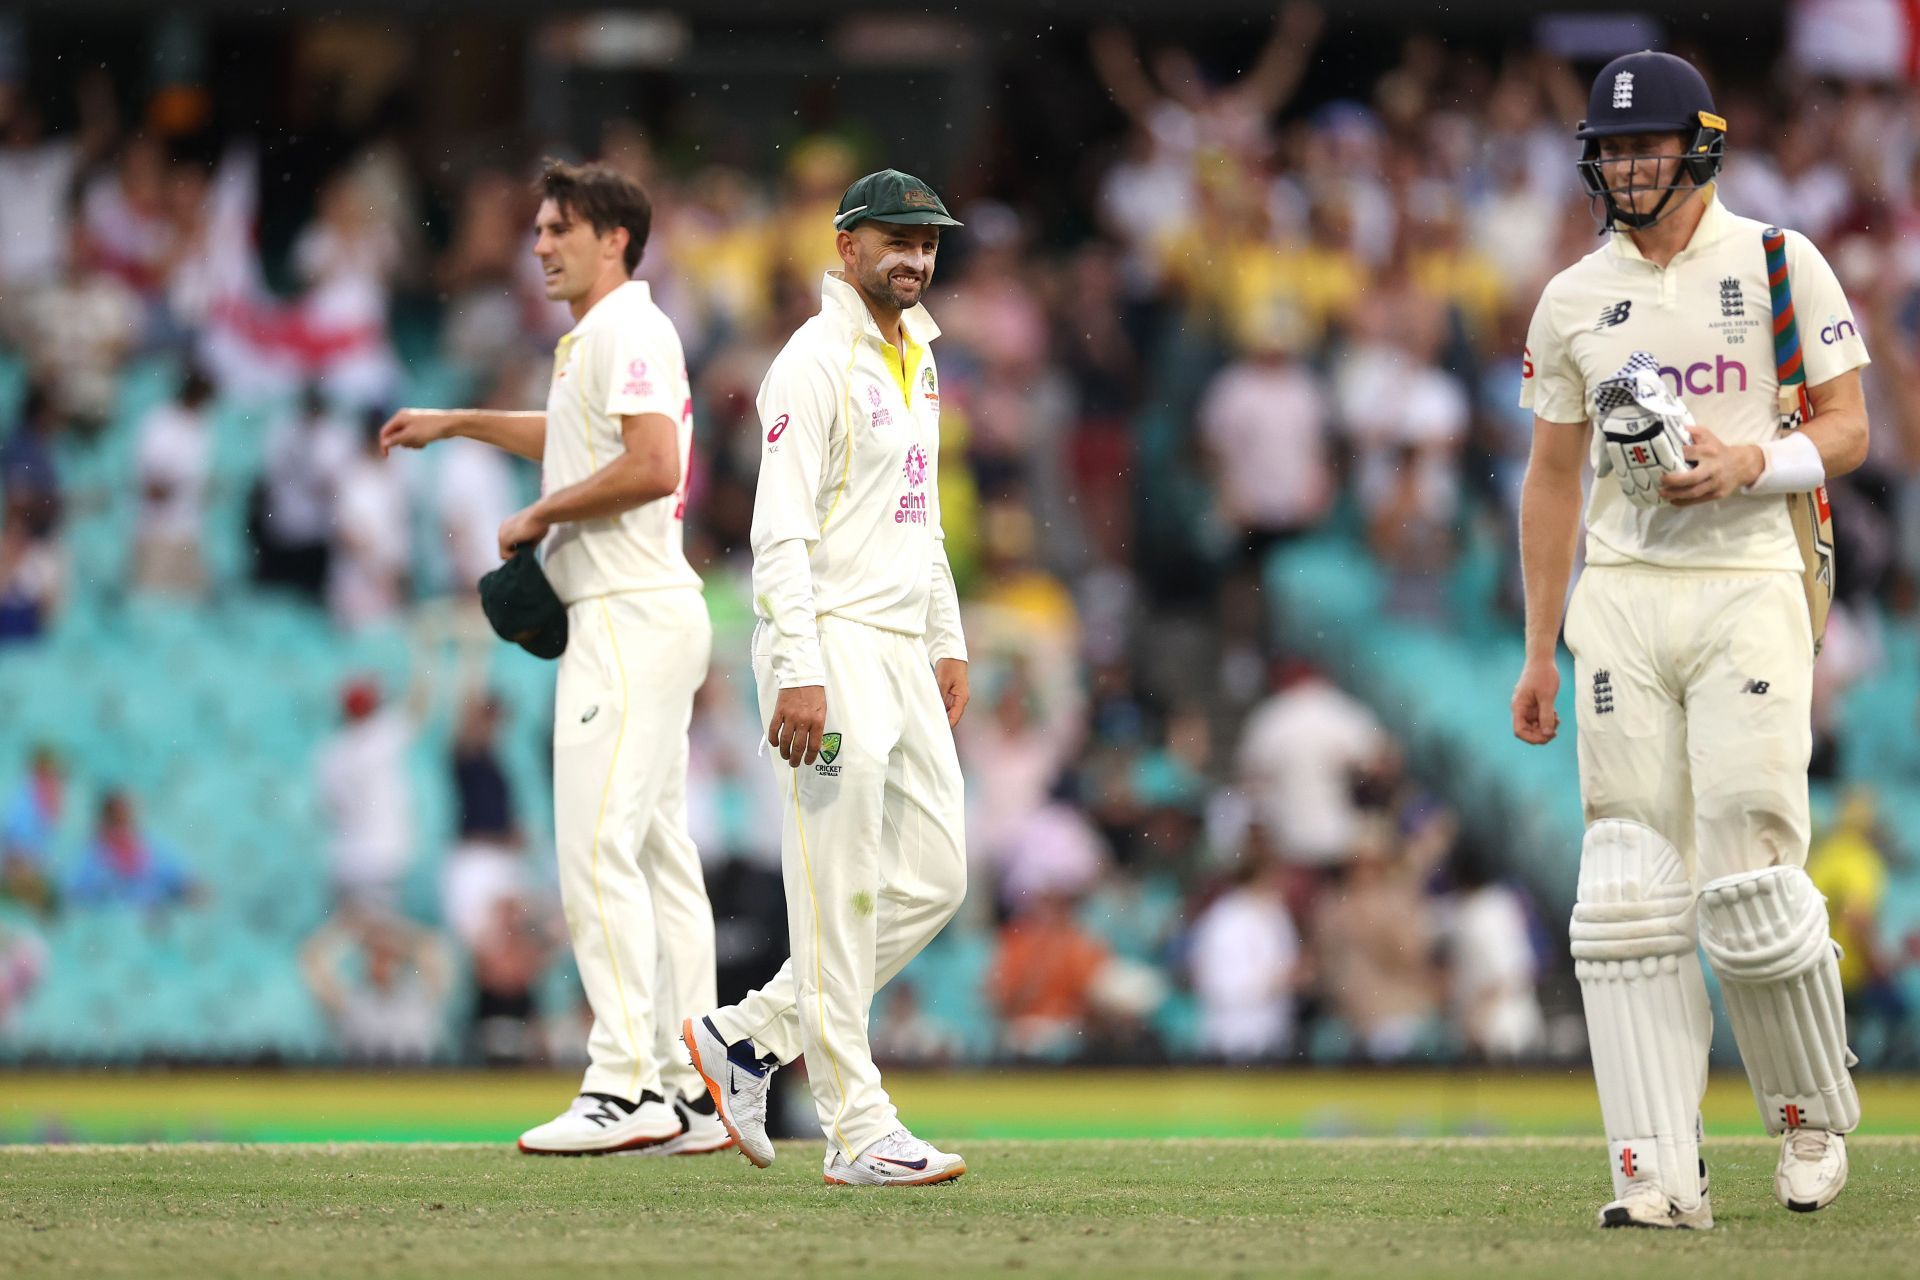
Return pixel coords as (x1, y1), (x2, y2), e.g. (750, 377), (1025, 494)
(478, 547), (568, 660)
(832, 169), (963, 232)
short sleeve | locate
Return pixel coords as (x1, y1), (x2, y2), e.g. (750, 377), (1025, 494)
(1518, 285), (1585, 423)
(599, 323), (686, 422)
(1784, 230), (1872, 388)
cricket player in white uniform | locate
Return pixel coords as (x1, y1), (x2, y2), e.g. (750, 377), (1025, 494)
(1512, 53), (1871, 1227)
(380, 161), (727, 1157)
(682, 170), (972, 1187)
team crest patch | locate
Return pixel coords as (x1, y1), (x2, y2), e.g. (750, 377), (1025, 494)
(818, 733), (842, 765)
(921, 365), (939, 409)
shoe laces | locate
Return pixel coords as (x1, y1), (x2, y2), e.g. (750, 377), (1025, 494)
(870, 1129), (929, 1160)
(1787, 1129), (1832, 1162)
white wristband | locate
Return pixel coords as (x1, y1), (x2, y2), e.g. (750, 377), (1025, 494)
(1744, 431), (1826, 496)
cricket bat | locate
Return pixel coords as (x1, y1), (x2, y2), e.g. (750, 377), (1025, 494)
(1763, 225), (1835, 656)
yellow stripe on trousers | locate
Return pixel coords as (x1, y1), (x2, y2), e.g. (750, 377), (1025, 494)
(789, 768), (855, 1155)
(588, 597), (644, 1100)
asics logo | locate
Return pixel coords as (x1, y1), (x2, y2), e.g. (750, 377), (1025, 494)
(871, 1155), (929, 1171)
(768, 413), (789, 443)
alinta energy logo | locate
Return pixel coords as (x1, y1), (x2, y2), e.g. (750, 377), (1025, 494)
(903, 444), (928, 488)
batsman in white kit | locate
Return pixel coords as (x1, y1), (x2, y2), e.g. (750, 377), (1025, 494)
(380, 161), (727, 1157)
(1512, 52), (1872, 1227)
(682, 169), (972, 1187)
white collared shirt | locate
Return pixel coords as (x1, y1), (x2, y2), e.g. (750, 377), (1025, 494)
(1521, 192), (1869, 572)
(540, 280), (700, 604)
(751, 271), (966, 688)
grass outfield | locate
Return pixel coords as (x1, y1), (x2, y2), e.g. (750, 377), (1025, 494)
(4, 1139), (1919, 1279)
(7, 1068), (1920, 1142)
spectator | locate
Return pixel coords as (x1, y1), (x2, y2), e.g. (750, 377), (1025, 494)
(1, 747), (65, 916)
(1444, 850), (1546, 1061)
(435, 434), (518, 598)
(871, 979), (961, 1067)
(0, 383), (61, 528)
(0, 507), (63, 644)
(327, 412), (411, 630)
(988, 890), (1112, 1060)
(1198, 307), (1333, 555)
(1236, 661), (1396, 866)
(439, 693), (528, 950)
(314, 677), (415, 908)
(65, 790), (198, 911)
(301, 909), (453, 1063)
(1808, 788), (1915, 1064)
(16, 233), (141, 433)
(0, 71), (111, 298)
(1312, 824), (1441, 1061)
(253, 383), (355, 599)
(467, 895), (562, 1066)
(131, 366), (216, 599)
(1188, 849), (1302, 1060)
(0, 914), (47, 1034)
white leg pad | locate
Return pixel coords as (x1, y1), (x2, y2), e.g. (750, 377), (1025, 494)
(1698, 866), (1860, 1135)
(1570, 819), (1712, 1211)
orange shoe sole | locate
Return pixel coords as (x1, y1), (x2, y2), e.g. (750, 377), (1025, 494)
(682, 1016), (769, 1169)
(824, 1162), (967, 1187)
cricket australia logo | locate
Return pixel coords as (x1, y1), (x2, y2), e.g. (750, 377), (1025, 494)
(1595, 300), (1632, 330)
(903, 444), (928, 489)
(1612, 71), (1634, 110)
(921, 364), (939, 409)
(1592, 669), (1614, 716)
(816, 732), (843, 778)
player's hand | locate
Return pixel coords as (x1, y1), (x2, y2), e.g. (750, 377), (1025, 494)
(769, 685), (828, 767)
(1511, 659), (1560, 745)
(378, 409), (453, 456)
(497, 504), (551, 559)
(1662, 425), (1765, 507)
(934, 658), (970, 729)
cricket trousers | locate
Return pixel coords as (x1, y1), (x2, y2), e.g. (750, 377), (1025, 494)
(1566, 565), (1814, 884)
(711, 615), (967, 1159)
(553, 587), (715, 1104)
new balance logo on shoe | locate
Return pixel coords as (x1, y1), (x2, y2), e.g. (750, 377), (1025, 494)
(584, 1099), (627, 1128)
(1741, 679), (1770, 696)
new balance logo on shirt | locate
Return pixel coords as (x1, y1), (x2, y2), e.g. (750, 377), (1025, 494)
(1595, 300), (1632, 330)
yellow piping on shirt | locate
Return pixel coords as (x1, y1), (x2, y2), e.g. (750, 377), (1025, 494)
(817, 331), (861, 538)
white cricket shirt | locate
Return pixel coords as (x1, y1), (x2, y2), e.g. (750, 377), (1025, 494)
(540, 280), (700, 604)
(751, 271), (967, 688)
(1521, 191), (1869, 571)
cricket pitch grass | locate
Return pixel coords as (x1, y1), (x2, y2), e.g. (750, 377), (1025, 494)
(5, 1137), (1919, 1279)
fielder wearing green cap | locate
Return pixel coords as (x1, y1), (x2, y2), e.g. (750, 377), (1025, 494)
(683, 170), (973, 1187)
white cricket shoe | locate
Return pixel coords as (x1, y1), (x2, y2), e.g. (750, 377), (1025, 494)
(516, 1092), (680, 1156)
(1599, 1160), (1713, 1230)
(1776, 1129), (1848, 1213)
(683, 1015), (776, 1168)
(823, 1130), (966, 1187)
(631, 1093), (736, 1158)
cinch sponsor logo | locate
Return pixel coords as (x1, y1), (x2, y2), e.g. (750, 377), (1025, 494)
(1658, 356), (1747, 396)
(895, 492), (929, 525)
(1821, 318), (1858, 345)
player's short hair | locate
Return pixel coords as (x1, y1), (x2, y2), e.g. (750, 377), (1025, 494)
(537, 159), (651, 274)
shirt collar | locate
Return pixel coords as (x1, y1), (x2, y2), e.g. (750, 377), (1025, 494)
(820, 270), (941, 345)
(1608, 186), (1730, 265)
(565, 279), (649, 339)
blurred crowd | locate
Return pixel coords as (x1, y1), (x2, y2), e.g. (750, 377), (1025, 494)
(3, 6), (1919, 1066)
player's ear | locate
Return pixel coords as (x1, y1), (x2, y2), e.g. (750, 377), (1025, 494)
(835, 228), (858, 270)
